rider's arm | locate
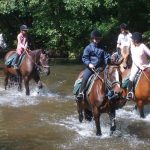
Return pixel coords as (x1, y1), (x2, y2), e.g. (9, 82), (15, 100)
(17, 34), (26, 49)
(143, 44), (150, 57)
(82, 46), (91, 67)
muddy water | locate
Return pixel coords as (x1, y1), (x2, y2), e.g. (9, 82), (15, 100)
(0, 64), (149, 150)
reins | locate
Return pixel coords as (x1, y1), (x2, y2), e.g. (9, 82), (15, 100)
(24, 49), (50, 70)
(91, 68), (104, 82)
(133, 62), (150, 82)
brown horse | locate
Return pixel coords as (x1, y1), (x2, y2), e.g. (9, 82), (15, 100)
(120, 64), (150, 118)
(112, 51), (150, 118)
(76, 65), (126, 136)
(4, 49), (50, 95)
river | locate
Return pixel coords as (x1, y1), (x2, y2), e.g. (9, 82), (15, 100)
(0, 63), (149, 150)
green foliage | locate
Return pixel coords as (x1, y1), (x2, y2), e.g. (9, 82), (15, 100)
(0, 0), (149, 57)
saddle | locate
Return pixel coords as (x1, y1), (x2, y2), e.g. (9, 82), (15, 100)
(73, 74), (96, 97)
(5, 53), (25, 68)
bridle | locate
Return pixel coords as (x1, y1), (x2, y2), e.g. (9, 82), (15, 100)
(104, 65), (122, 90)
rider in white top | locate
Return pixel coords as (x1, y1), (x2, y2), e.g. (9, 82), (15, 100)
(117, 23), (132, 68)
(127, 32), (150, 99)
(117, 23), (132, 50)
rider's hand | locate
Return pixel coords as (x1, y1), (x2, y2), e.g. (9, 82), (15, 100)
(89, 63), (95, 69)
(140, 65), (145, 71)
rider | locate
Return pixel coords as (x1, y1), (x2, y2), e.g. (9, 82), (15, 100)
(77, 30), (111, 100)
(13, 24), (28, 69)
(116, 23), (132, 67)
(127, 32), (150, 99)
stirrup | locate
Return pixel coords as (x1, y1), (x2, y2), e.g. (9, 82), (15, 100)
(76, 92), (84, 101)
(126, 91), (134, 100)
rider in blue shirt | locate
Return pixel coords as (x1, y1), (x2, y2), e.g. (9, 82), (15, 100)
(77, 30), (111, 100)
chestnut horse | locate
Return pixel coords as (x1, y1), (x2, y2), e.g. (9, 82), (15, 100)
(4, 49), (50, 95)
(120, 64), (150, 118)
(76, 65), (126, 136)
(112, 51), (150, 118)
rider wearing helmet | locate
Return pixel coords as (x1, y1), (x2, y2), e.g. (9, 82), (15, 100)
(127, 32), (150, 99)
(13, 24), (29, 69)
(77, 30), (111, 100)
(116, 23), (132, 68)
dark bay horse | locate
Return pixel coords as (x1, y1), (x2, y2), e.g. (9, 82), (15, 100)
(4, 49), (50, 95)
(76, 65), (126, 136)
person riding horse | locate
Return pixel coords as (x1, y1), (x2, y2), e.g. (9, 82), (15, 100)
(13, 25), (29, 69)
(77, 30), (111, 100)
(127, 32), (150, 99)
(116, 23), (132, 68)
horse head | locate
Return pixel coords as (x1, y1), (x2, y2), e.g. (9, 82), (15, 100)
(105, 64), (126, 108)
(39, 49), (50, 75)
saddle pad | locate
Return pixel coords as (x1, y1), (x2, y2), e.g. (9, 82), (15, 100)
(73, 74), (96, 96)
(5, 53), (16, 66)
(73, 79), (82, 95)
(5, 53), (25, 67)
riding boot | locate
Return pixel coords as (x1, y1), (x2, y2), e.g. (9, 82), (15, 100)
(13, 54), (20, 69)
(126, 80), (134, 100)
(77, 78), (87, 101)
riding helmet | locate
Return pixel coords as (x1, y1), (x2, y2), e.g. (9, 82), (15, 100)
(20, 25), (29, 31)
(120, 23), (128, 30)
(90, 30), (102, 39)
(131, 32), (142, 43)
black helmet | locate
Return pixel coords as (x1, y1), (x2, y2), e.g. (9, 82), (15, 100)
(120, 23), (128, 30)
(20, 25), (28, 31)
(132, 32), (142, 43)
(91, 30), (102, 38)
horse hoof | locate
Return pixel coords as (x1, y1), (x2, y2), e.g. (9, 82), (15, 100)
(96, 132), (102, 136)
(110, 125), (116, 132)
(79, 115), (83, 123)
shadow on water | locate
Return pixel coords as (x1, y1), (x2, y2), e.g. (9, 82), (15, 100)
(0, 61), (149, 150)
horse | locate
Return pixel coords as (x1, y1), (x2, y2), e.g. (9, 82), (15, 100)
(75, 64), (126, 136)
(120, 63), (150, 118)
(4, 49), (50, 95)
(112, 50), (150, 118)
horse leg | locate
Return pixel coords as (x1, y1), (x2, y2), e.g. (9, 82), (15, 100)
(33, 73), (43, 91)
(18, 75), (22, 91)
(137, 100), (145, 118)
(24, 76), (30, 95)
(93, 106), (101, 136)
(109, 109), (116, 135)
(76, 101), (83, 123)
(84, 108), (93, 121)
(4, 74), (9, 90)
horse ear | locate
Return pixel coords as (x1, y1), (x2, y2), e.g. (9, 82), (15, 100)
(41, 49), (46, 54)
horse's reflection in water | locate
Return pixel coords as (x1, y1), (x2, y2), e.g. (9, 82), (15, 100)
(76, 65), (126, 136)
(4, 49), (50, 95)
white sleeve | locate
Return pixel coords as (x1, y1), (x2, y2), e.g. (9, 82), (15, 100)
(143, 44), (150, 57)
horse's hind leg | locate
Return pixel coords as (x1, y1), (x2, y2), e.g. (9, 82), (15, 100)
(109, 109), (116, 135)
(137, 100), (145, 118)
(93, 106), (101, 136)
(18, 75), (22, 91)
(24, 76), (30, 95)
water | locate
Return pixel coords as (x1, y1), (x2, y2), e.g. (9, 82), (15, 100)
(0, 64), (149, 150)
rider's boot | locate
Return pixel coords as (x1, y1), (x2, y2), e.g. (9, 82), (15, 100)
(126, 80), (134, 100)
(76, 78), (87, 101)
(13, 54), (20, 69)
